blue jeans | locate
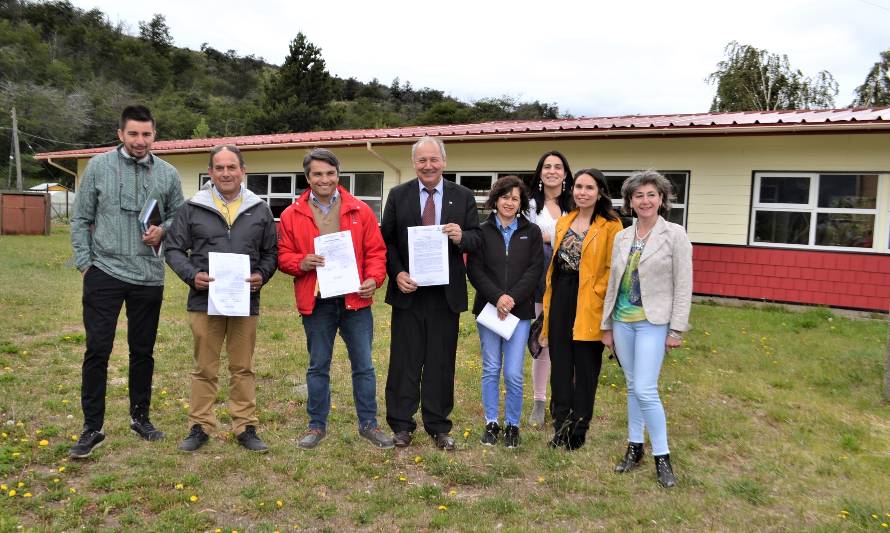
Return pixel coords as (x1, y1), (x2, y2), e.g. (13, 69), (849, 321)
(612, 320), (670, 455)
(478, 319), (530, 427)
(301, 299), (378, 431)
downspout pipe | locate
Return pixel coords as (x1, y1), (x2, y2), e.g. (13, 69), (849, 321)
(45, 157), (78, 183)
(366, 141), (402, 184)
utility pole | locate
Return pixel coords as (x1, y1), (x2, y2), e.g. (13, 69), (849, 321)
(11, 107), (23, 191)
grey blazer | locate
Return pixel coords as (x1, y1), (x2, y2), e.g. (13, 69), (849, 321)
(601, 216), (693, 332)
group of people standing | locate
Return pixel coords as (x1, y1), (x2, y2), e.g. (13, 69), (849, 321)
(68, 105), (691, 488)
(464, 151), (692, 487)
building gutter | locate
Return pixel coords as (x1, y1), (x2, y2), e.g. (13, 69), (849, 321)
(35, 122), (890, 162)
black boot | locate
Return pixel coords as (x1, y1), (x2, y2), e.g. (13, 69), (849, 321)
(614, 442), (645, 473)
(548, 419), (571, 449)
(654, 454), (677, 487)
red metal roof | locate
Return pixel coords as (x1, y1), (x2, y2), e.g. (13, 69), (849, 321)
(35, 106), (890, 160)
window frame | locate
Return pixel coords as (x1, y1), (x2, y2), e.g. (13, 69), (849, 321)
(338, 171), (384, 221)
(602, 170), (690, 228)
(199, 170), (384, 221)
(749, 171), (880, 251)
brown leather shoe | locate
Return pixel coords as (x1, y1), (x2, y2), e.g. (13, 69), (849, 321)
(433, 433), (455, 451)
(392, 431), (412, 448)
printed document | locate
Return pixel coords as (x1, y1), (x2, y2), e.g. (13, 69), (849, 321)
(408, 225), (449, 286)
(208, 252), (250, 316)
(314, 230), (361, 298)
(476, 302), (520, 340)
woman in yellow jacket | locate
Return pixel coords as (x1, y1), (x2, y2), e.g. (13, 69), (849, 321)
(540, 168), (623, 450)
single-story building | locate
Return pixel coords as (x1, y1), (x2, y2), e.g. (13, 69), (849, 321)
(37, 107), (890, 311)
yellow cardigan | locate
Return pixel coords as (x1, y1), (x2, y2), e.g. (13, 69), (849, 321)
(541, 211), (623, 342)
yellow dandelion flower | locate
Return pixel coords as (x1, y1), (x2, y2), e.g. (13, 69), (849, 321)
(537, 476), (545, 483)
(36, 430), (42, 435)
(874, 515), (880, 519)
(372, 475), (380, 480)
(23, 492), (32, 498)
(39, 439), (49, 446)
(53, 478), (59, 484)
(414, 455), (422, 463)
(189, 495), (198, 502)
(437, 505), (447, 510)
(0, 484), (5, 491)
(175, 483), (183, 490)
(398, 475), (407, 482)
(160, 390), (167, 396)
(276, 500), (283, 508)
(69, 487), (76, 493)
(21, 351), (28, 355)
(462, 430), (470, 438)
(8, 490), (16, 497)
(62, 399), (69, 404)
(331, 404), (337, 410)
(449, 489), (457, 495)
(1, 433), (6, 438)
(11, 452), (19, 457)
(881, 523), (888, 528)
(70, 435), (77, 442)
(215, 529), (222, 533)
(58, 466), (65, 472)
(841, 510), (849, 515)
(17, 482), (24, 488)
(232, 529), (238, 533)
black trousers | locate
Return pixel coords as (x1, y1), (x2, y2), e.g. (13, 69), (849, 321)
(547, 268), (604, 436)
(385, 286), (458, 436)
(81, 267), (163, 431)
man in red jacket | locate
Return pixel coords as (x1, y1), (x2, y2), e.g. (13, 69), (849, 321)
(278, 148), (392, 449)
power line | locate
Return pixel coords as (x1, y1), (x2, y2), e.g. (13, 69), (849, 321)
(857, 0), (890, 12)
(0, 126), (116, 147)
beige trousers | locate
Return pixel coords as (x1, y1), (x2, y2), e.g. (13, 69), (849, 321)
(187, 312), (259, 435)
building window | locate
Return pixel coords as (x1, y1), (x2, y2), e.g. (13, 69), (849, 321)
(603, 171), (689, 227)
(339, 172), (384, 220)
(200, 171), (383, 220)
(750, 172), (878, 250)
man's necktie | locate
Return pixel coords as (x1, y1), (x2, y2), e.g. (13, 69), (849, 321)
(422, 188), (436, 226)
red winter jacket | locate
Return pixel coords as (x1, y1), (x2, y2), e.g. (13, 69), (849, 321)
(278, 186), (387, 315)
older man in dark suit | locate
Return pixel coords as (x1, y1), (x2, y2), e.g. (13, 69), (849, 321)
(382, 136), (481, 450)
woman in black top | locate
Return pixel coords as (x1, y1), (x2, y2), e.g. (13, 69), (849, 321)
(467, 175), (544, 448)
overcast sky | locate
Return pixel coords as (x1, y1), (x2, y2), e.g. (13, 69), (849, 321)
(71, 0), (890, 118)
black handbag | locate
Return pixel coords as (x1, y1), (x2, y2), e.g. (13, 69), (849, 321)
(527, 314), (545, 359)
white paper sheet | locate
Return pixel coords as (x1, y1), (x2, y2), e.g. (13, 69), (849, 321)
(208, 252), (250, 316)
(314, 230), (361, 298)
(476, 302), (520, 340)
(407, 225), (449, 286)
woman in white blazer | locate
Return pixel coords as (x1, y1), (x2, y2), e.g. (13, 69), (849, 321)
(601, 170), (692, 488)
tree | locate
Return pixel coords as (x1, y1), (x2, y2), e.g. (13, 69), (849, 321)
(852, 50), (890, 107)
(138, 14), (172, 55)
(252, 32), (333, 133)
(707, 41), (838, 111)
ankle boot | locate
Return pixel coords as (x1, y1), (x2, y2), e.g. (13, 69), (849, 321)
(654, 454), (677, 487)
(548, 419), (571, 449)
(614, 442), (644, 473)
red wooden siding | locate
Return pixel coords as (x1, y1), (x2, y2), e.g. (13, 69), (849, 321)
(692, 244), (890, 312)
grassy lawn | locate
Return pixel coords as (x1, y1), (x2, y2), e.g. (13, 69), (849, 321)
(1, 226), (889, 531)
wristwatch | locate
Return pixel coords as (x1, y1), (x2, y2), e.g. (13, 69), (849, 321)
(668, 330), (683, 340)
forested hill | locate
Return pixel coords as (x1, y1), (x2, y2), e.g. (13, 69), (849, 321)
(0, 0), (563, 185)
